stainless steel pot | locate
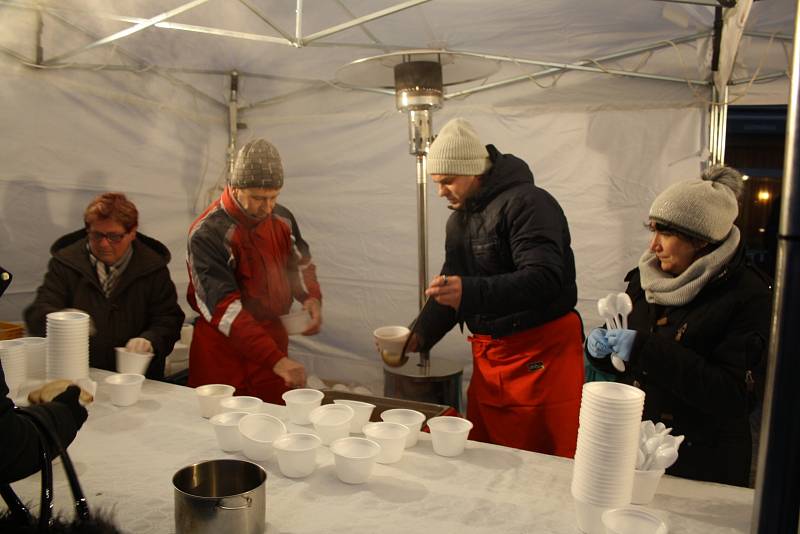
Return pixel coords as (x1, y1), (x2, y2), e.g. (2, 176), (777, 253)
(173, 459), (266, 534)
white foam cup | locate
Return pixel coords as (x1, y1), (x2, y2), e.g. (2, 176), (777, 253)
(279, 310), (312, 335)
(273, 433), (322, 478)
(220, 395), (263, 414)
(373, 326), (410, 359)
(380, 408), (426, 448)
(362, 422), (409, 464)
(195, 384), (236, 418)
(238, 413), (287, 461)
(329, 437), (381, 484)
(282, 388), (324, 425)
(333, 398), (376, 433)
(308, 404), (354, 445)
(115, 347), (154, 375)
(209, 411), (249, 452)
(630, 469), (665, 505)
(427, 416), (473, 457)
(104, 373), (145, 407)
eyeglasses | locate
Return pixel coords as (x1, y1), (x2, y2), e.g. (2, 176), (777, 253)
(88, 231), (128, 244)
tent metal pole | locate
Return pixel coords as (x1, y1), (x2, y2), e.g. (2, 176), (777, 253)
(227, 71), (239, 176)
(719, 86), (728, 164)
(43, 11), (226, 109)
(43, 0), (211, 65)
(743, 31), (793, 42)
(730, 71), (790, 85)
(447, 31), (711, 99)
(34, 6), (43, 64)
(302, 0), (431, 45)
(237, 0), (294, 42)
(709, 86), (719, 164)
(752, 2), (800, 532)
(295, 0), (303, 43)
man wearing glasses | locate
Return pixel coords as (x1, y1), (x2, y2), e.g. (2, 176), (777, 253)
(24, 193), (184, 378)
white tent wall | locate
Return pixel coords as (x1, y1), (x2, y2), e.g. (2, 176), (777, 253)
(0, 47), (704, 392)
(0, 0), (794, 394)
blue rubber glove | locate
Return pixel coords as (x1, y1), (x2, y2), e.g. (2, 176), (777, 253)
(606, 329), (637, 362)
(586, 328), (612, 358)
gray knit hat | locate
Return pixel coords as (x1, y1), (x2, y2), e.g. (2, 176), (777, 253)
(649, 165), (744, 243)
(428, 118), (492, 176)
(229, 139), (284, 189)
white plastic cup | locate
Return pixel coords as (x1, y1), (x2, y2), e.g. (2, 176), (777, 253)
(282, 388), (324, 425)
(630, 469), (665, 505)
(427, 416), (473, 457)
(333, 398), (376, 433)
(0, 339), (26, 396)
(115, 347), (154, 375)
(104, 373), (145, 407)
(573, 496), (609, 534)
(210, 411), (249, 452)
(273, 433), (322, 478)
(362, 422), (409, 464)
(329, 437), (381, 484)
(195, 384), (236, 418)
(308, 404), (354, 445)
(220, 395), (263, 414)
(20, 337), (47, 381)
(372, 326), (410, 361)
(238, 413), (287, 461)
(601, 506), (668, 534)
(380, 408), (426, 448)
(279, 310), (312, 335)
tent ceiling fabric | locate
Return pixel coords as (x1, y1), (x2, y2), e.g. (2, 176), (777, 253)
(0, 0), (794, 106)
(0, 1), (795, 391)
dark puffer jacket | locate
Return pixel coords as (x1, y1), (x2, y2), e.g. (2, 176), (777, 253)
(24, 229), (184, 379)
(588, 244), (771, 486)
(417, 144), (577, 348)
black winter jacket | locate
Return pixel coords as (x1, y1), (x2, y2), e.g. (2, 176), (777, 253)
(588, 244), (771, 486)
(417, 145), (577, 348)
(0, 364), (82, 483)
(24, 230), (184, 379)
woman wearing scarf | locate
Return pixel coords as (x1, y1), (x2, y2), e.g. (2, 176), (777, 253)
(586, 165), (771, 486)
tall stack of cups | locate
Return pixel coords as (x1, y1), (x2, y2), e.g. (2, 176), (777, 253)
(572, 382), (645, 534)
(46, 311), (90, 380)
(0, 339), (26, 397)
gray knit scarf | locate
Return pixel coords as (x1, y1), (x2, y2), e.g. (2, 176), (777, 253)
(88, 243), (134, 298)
(638, 226), (740, 306)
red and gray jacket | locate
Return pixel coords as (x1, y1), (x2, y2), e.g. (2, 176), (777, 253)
(187, 186), (321, 369)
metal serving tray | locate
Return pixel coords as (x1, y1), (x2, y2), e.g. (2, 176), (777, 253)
(321, 389), (450, 425)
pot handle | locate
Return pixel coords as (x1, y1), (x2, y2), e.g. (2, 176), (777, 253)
(217, 496), (252, 511)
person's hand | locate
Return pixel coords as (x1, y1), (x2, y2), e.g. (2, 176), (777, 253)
(424, 274), (462, 311)
(586, 328), (612, 358)
(273, 357), (306, 388)
(301, 298), (322, 335)
(607, 329), (637, 362)
(125, 337), (153, 354)
(52, 385), (89, 429)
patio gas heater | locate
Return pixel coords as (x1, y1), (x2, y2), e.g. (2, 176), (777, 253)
(337, 51), (497, 410)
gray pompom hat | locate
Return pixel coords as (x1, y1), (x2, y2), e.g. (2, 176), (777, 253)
(229, 139), (284, 189)
(648, 165), (744, 243)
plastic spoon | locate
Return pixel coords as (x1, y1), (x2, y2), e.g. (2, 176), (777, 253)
(651, 445), (679, 470)
(636, 448), (646, 470)
(597, 297), (626, 372)
(616, 292), (633, 329)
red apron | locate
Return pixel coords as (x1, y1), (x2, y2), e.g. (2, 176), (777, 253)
(467, 312), (584, 458)
(188, 317), (290, 405)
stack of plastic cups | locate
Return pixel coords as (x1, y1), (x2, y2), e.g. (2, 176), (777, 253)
(0, 339), (27, 397)
(46, 311), (90, 380)
(571, 382), (645, 534)
(20, 337), (47, 382)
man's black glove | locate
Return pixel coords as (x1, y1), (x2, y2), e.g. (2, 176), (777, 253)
(52, 385), (89, 429)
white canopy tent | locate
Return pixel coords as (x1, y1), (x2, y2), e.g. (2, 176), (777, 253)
(0, 0), (795, 392)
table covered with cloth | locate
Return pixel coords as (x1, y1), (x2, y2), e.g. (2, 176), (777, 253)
(7, 370), (754, 533)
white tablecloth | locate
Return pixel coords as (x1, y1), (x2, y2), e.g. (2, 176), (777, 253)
(8, 370), (754, 533)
